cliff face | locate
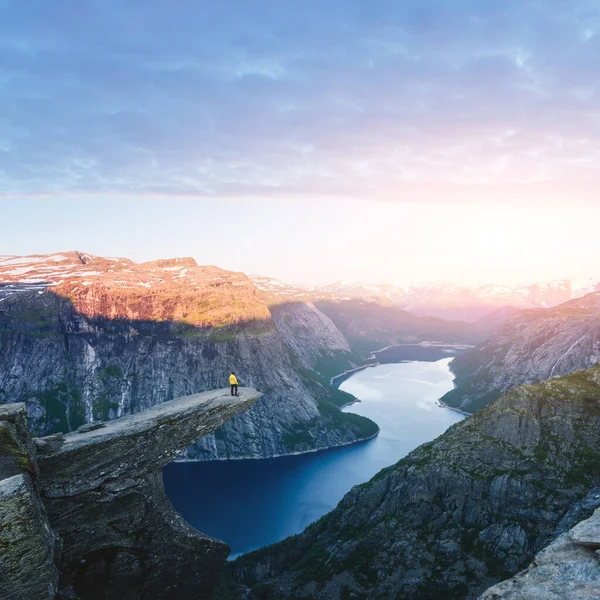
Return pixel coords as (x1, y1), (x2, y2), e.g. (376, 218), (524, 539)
(0, 388), (261, 600)
(37, 388), (262, 600)
(227, 367), (600, 600)
(0, 253), (379, 460)
(442, 292), (600, 413)
(1, 252), (486, 461)
(0, 403), (59, 600)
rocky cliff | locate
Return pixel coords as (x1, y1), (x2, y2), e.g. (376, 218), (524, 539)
(223, 366), (600, 600)
(0, 403), (59, 600)
(0, 252), (379, 460)
(0, 252), (485, 461)
(0, 388), (261, 600)
(442, 292), (600, 413)
(479, 490), (600, 599)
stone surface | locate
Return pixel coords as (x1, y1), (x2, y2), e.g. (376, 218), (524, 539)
(0, 474), (59, 600)
(479, 508), (600, 599)
(571, 509), (600, 549)
(36, 387), (262, 600)
(228, 366), (600, 600)
(553, 487), (600, 538)
(0, 403), (58, 600)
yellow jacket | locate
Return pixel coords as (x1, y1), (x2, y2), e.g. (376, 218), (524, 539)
(229, 374), (238, 385)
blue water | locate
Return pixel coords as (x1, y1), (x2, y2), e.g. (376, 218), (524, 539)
(163, 358), (464, 557)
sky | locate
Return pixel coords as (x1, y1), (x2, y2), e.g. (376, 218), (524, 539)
(2, 1), (600, 284)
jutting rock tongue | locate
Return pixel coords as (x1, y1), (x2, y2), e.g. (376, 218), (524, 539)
(0, 387), (261, 600)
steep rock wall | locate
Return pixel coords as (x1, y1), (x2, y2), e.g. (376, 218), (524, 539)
(0, 404), (59, 600)
(480, 497), (600, 599)
(442, 292), (600, 412)
(0, 289), (377, 460)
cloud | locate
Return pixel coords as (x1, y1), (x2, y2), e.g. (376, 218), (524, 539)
(1, 0), (600, 203)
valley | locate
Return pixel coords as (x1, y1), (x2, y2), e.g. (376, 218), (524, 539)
(163, 357), (463, 557)
(0, 252), (487, 462)
(224, 366), (600, 600)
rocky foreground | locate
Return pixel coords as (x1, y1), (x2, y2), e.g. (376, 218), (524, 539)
(222, 367), (600, 600)
(480, 492), (600, 599)
(0, 387), (261, 600)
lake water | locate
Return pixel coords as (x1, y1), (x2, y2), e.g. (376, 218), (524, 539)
(163, 358), (464, 557)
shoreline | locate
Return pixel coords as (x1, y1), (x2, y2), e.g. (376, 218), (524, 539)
(436, 357), (472, 417)
(173, 427), (380, 463)
(176, 342), (467, 464)
(436, 398), (472, 417)
(330, 362), (379, 389)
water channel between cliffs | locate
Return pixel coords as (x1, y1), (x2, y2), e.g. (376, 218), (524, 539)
(163, 355), (465, 558)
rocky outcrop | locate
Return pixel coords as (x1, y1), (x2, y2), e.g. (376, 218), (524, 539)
(227, 367), (600, 600)
(442, 292), (600, 412)
(0, 404), (59, 600)
(480, 504), (600, 599)
(38, 386), (262, 599)
(1, 388), (261, 600)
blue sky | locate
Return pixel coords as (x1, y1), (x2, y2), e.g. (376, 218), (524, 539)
(2, 1), (600, 283)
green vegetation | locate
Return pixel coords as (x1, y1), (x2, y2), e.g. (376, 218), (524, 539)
(99, 364), (124, 380)
(279, 350), (380, 453)
(312, 351), (359, 385)
(17, 308), (57, 325)
(282, 427), (314, 449)
(207, 320), (277, 343)
(31, 383), (86, 434)
(0, 426), (35, 477)
(92, 393), (119, 422)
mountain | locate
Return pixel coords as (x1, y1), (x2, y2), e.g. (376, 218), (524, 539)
(222, 366), (600, 600)
(255, 275), (589, 323)
(313, 280), (577, 322)
(0, 252), (378, 459)
(313, 298), (487, 359)
(442, 292), (600, 413)
(0, 252), (483, 460)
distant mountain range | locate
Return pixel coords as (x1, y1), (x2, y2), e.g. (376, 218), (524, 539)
(252, 275), (600, 322)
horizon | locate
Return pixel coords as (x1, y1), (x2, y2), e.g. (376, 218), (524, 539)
(3, 1), (600, 285)
(0, 244), (596, 291)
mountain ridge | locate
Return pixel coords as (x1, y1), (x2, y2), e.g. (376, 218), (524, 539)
(442, 292), (600, 413)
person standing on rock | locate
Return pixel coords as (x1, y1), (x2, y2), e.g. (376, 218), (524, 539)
(229, 372), (239, 396)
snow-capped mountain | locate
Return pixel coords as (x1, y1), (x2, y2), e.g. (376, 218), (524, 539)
(249, 275), (600, 322)
(311, 279), (583, 322)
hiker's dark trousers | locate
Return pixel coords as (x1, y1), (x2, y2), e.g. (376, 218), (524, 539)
(231, 384), (238, 396)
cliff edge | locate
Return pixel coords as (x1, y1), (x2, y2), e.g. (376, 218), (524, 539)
(0, 388), (262, 600)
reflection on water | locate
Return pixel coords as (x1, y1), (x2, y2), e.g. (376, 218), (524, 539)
(163, 358), (464, 557)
